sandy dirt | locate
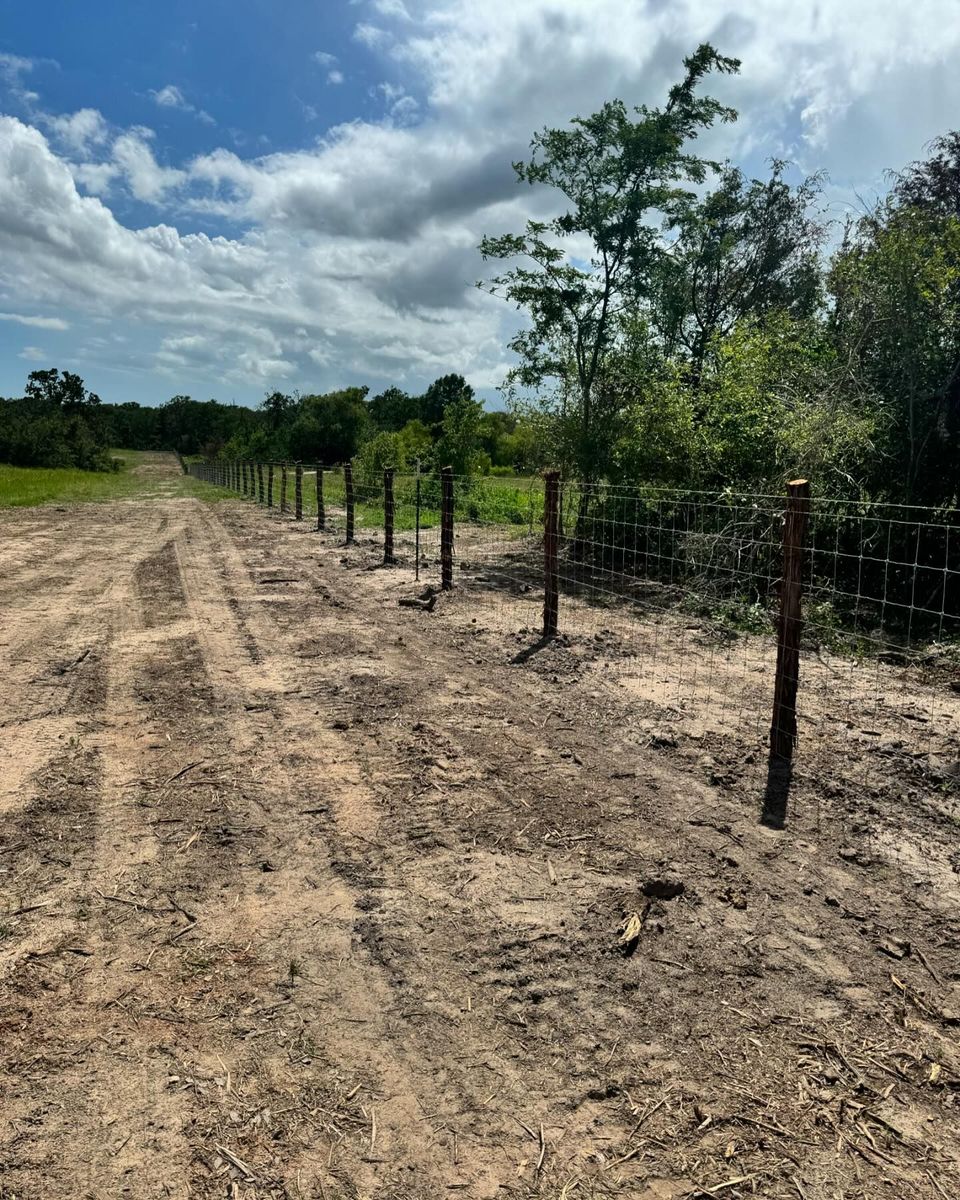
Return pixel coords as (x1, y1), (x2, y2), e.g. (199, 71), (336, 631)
(1, 452), (959, 1200)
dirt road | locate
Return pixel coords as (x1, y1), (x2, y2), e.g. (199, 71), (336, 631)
(1, 453), (958, 1199)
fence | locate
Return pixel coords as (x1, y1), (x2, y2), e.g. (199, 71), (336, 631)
(188, 459), (960, 815)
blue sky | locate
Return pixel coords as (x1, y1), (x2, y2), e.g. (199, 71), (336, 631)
(0, 0), (957, 408)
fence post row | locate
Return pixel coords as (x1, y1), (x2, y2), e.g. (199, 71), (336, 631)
(295, 463), (303, 520)
(345, 462), (355, 544)
(280, 464), (288, 514)
(543, 470), (561, 638)
(384, 467), (395, 565)
(441, 465), (454, 591)
(770, 479), (811, 762)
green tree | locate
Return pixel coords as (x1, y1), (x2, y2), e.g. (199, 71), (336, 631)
(479, 43), (740, 482)
(420, 374), (474, 433)
(288, 387), (371, 462)
(650, 162), (824, 385)
(829, 204), (960, 501)
(435, 390), (484, 476)
(369, 387), (421, 431)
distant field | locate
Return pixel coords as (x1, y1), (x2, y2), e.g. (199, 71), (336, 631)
(0, 449), (232, 507)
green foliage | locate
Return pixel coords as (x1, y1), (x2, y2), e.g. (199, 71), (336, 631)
(369, 387), (421, 431)
(480, 43), (740, 481)
(650, 162), (825, 382)
(0, 368), (113, 471)
(434, 390), (484, 476)
(287, 387), (371, 462)
(354, 430), (407, 487)
(829, 203), (960, 501)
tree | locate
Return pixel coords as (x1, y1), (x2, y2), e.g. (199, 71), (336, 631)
(288, 387), (371, 462)
(435, 390), (484, 476)
(25, 368), (100, 412)
(369, 387), (421, 431)
(479, 43), (740, 482)
(893, 132), (960, 218)
(262, 390), (294, 431)
(420, 374), (474, 433)
(650, 162), (824, 384)
(828, 204), (960, 501)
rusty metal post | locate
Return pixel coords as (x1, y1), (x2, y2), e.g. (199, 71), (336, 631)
(543, 470), (560, 637)
(344, 463), (355, 544)
(415, 463), (421, 583)
(280, 464), (288, 514)
(441, 465), (454, 590)
(316, 467), (324, 531)
(295, 462), (303, 520)
(770, 479), (811, 761)
(384, 467), (395, 564)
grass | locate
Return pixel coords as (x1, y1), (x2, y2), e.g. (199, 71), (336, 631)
(249, 468), (546, 531)
(0, 450), (234, 508)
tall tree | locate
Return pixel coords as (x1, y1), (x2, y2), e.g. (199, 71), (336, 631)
(651, 162), (824, 384)
(829, 204), (960, 501)
(479, 43), (740, 481)
(893, 132), (960, 218)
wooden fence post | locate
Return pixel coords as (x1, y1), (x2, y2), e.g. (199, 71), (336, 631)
(295, 463), (303, 520)
(242, 461), (248, 496)
(770, 479), (811, 761)
(415, 464), (421, 582)
(384, 467), (395, 564)
(267, 463), (274, 508)
(543, 470), (560, 637)
(441, 465), (454, 591)
(316, 468), (324, 530)
(280, 464), (288, 514)
(257, 463), (264, 504)
(344, 463), (355, 544)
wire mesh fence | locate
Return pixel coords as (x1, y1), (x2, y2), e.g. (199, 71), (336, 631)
(188, 460), (960, 809)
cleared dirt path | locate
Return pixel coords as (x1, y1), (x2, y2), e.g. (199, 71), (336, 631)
(1, 453), (958, 1199)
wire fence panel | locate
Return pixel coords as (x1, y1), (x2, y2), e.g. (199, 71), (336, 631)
(186, 461), (960, 807)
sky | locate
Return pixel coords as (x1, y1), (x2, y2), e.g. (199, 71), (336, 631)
(0, 0), (957, 409)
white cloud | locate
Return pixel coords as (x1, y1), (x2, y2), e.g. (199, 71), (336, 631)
(150, 84), (215, 126)
(18, 345), (47, 361)
(371, 0), (411, 18)
(327, 69), (345, 86)
(354, 23), (393, 51)
(111, 129), (186, 202)
(313, 51), (338, 68)
(0, 312), (69, 330)
(44, 107), (109, 154)
(151, 84), (188, 109)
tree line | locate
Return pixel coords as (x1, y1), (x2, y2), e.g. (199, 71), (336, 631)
(4, 43), (960, 510)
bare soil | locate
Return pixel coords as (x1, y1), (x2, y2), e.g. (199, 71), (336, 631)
(1, 452), (958, 1200)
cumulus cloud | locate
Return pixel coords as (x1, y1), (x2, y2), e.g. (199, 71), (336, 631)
(111, 129), (186, 202)
(18, 344), (47, 361)
(2, 0), (960, 402)
(44, 107), (109, 154)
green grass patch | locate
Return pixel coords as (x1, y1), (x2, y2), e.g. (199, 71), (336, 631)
(0, 450), (234, 508)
